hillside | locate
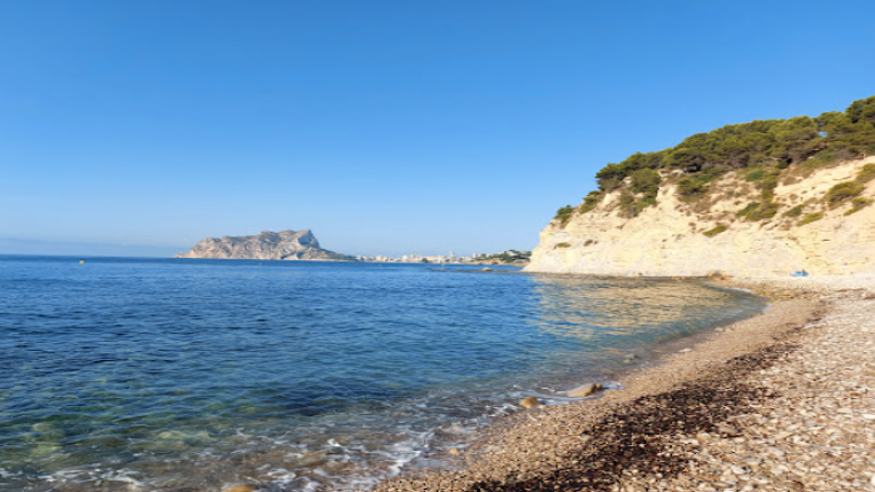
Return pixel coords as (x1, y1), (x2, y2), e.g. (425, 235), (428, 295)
(526, 96), (875, 277)
(175, 229), (354, 261)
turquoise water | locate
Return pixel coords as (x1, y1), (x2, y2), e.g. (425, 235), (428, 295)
(0, 256), (765, 491)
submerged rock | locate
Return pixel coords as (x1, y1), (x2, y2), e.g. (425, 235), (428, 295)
(519, 396), (543, 409)
(567, 383), (604, 398)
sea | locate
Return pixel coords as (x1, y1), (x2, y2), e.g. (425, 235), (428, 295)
(0, 256), (766, 492)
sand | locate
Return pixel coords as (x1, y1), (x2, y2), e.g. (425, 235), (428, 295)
(366, 275), (874, 492)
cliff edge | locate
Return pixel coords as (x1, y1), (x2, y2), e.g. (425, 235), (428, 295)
(175, 229), (354, 261)
(526, 96), (875, 278)
(527, 157), (875, 277)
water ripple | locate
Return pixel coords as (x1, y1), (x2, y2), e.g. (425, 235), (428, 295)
(0, 256), (765, 491)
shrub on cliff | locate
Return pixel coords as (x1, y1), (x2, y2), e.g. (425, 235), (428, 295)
(554, 205), (575, 226)
(856, 163), (875, 184)
(825, 181), (865, 208)
(702, 224), (728, 237)
(785, 204), (805, 218)
(579, 191), (603, 214)
(737, 201), (780, 221)
(799, 212), (823, 226)
(631, 169), (661, 196)
(591, 95), (875, 193)
(846, 197), (872, 215)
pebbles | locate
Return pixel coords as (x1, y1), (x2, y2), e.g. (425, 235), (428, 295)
(368, 278), (874, 492)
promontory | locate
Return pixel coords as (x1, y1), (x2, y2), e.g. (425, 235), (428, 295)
(526, 95), (875, 277)
(174, 229), (354, 261)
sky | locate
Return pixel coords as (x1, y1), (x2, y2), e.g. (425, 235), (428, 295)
(1, 1), (874, 258)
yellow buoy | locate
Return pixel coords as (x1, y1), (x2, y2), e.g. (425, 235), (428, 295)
(79, 260), (85, 265)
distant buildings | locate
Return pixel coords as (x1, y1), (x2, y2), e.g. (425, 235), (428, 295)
(357, 251), (490, 264)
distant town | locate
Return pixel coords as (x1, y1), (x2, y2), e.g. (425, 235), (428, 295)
(356, 249), (532, 265)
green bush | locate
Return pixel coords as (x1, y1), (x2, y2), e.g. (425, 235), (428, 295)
(799, 212), (823, 226)
(846, 197), (873, 215)
(554, 205), (575, 226)
(736, 202), (761, 218)
(702, 224), (728, 237)
(579, 191), (603, 214)
(737, 201), (779, 221)
(745, 169), (767, 181)
(803, 147), (838, 169)
(479, 250), (532, 262)
(785, 204), (805, 218)
(855, 163), (875, 184)
(825, 181), (864, 208)
(630, 169), (661, 196)
(758, 171), (780, 201)
(554, 242), (571, 249)
(589, 94), (875, 197)
(752, 202), (779, 220)
(677, 177), (709, 197)
(618, 189), (658, 218)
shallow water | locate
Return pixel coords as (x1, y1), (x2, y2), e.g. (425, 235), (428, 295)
(0, 256), (766, 491)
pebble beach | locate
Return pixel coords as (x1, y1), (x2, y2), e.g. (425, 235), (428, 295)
(365, 275), (875, 492)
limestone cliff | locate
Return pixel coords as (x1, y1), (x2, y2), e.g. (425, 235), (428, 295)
(175, 229), (353, 261)
(526, 156), (875, 277)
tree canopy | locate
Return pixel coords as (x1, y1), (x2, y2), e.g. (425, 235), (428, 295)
(593, 95), (875, 191)
(554, 95), (875, 225)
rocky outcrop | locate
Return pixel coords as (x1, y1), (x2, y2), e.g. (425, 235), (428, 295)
(175, 229), (353, 261)
(526, 156), (875, 278)
(567, 383), (604, 398)
(519, 396), (544, 409)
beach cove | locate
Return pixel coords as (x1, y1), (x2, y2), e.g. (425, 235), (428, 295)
(0, 257), (768, 492)
(367, 274), (875, 492)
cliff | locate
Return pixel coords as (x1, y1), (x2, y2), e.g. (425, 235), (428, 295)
(175, 229), (354, 261)
(526, 156), (875, 278)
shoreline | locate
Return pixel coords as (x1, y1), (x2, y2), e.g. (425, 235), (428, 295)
(366, 275), (874, 492)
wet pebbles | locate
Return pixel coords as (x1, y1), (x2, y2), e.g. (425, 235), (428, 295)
(368, 278), (873, 492)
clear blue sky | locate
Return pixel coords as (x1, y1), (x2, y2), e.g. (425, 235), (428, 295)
(2, 1), (874, 257)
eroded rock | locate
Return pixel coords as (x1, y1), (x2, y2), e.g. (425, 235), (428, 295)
(567, 382), (604, 398)
(519, 396), (543, 409)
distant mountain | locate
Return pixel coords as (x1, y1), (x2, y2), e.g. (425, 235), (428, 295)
(174, 229), (354, 261)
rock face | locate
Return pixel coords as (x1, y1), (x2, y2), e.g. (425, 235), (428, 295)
(567, 383), (604, 398)
(526, 156), (875, 278)
(519, 396), (544, 409)
(175, 229), (353, 261)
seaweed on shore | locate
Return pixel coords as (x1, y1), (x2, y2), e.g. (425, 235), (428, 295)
(466, 343), (798, 492)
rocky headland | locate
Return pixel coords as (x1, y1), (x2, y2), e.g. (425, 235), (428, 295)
(526, 156), (875, 277)
(526, 95), (875, 277)
(175, 229), (353, 261)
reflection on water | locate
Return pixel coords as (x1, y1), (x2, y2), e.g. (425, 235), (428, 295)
(0, 258), (766, 492)
(523, 275), (765, 380)
(532, 276), (750, 333)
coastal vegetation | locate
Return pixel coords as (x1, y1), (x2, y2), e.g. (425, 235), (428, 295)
(798, 212), (824, 226)
(702, 224), (728, 237)
(846, 197), (872, 215)
(554, 95), (875, 226)
(784, 204), (805, 218)
(477, 249), (532, 263)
